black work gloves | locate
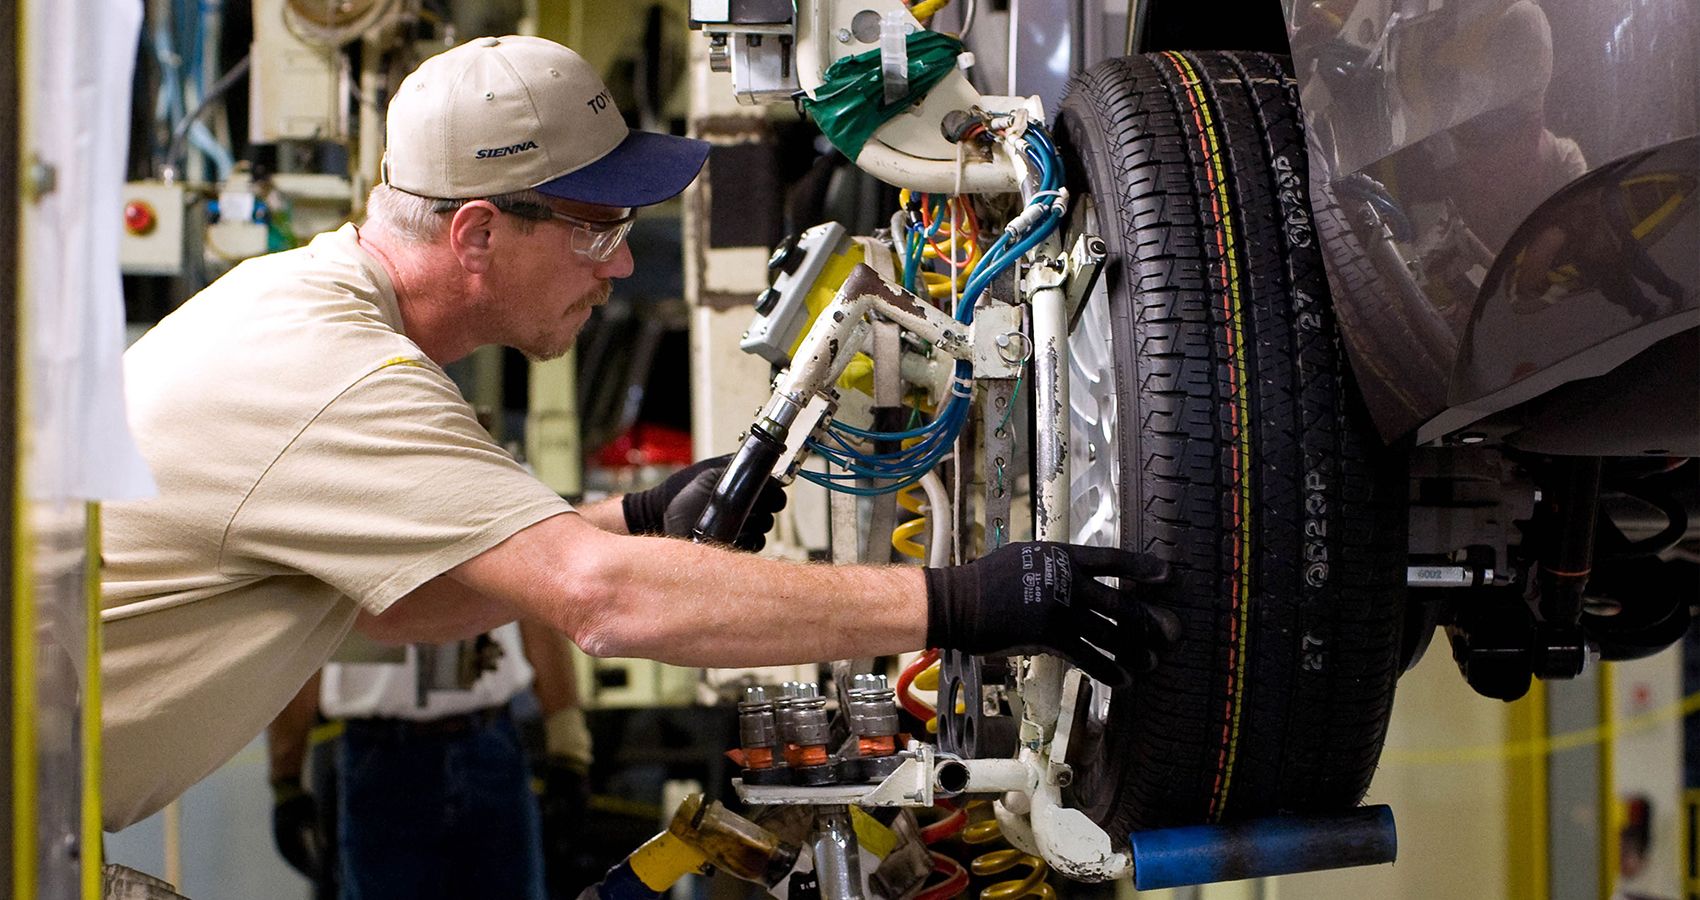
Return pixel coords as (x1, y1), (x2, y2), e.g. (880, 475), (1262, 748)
(621, 453), (787, 551)
(270, 776), (325, 881)
(537, 755), (597, 891)
(924, 542), (1180, 687)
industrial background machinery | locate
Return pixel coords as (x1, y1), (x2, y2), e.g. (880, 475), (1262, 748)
(2, 0), (1694, 898)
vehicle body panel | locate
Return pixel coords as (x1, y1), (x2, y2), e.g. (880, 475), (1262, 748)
(1282, 0), (1700, 443)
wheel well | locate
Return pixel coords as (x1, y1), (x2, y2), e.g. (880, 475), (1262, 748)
(1133, 0), (1292, 55)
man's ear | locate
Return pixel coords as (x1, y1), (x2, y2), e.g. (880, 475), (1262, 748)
(447, 201), (501, 274)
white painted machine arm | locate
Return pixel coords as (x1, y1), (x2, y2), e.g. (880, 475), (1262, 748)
(694, 0), (1035, 193)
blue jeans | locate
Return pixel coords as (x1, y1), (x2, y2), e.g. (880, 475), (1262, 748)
(336, 707), (545, 900)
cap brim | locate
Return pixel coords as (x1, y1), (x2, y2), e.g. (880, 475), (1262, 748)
(534, 130), (710, 208)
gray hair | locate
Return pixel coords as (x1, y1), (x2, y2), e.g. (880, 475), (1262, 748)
(363, 183), (552, 243)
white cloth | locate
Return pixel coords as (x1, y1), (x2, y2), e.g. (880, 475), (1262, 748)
(321, 623), (535, 721)
(23, 0), (155, 501)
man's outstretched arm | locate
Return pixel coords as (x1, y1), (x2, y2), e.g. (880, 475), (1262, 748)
(452, 512), (927, 666)
(356, 456), (785, 646)
(364, 507), (1174, 681)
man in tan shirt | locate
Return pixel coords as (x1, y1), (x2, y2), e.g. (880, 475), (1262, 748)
(100, 35), (1177, 832)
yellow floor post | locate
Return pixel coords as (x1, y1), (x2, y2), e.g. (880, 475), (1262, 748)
(82, 503), (101, 900)
(1684, 788), (1698, 899)
(1600, 662), (1618, 900)
(11, 448), (36, 900)
(4, 0), (28, 893)
(1506, 679), (1550, 900)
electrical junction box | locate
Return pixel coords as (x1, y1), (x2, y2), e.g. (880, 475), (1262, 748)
(248, 42), (343, 142)
(119, 180), (187, 276)
(248, 0), (345, 143)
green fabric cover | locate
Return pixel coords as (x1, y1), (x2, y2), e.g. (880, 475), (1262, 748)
(801, 31), (965, 160)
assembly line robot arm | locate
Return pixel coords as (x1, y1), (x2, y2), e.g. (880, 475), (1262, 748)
(692, 263), (971, 544)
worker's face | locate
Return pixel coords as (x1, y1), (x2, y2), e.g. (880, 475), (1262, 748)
(495, 198), (635, 362)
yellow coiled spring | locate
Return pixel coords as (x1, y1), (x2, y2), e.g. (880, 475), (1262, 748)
(963, 801), (1056, 900)
(892, 483), (931, 561)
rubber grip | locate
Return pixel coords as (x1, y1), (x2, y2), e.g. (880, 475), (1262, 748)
(691, 428), (786, 544)
(1128, 805), (1397, 889)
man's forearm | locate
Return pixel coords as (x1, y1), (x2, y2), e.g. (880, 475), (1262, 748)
(266, 672), (321, 782)
(449, 514), (928, 668)
(519, 619), (580, 716)
(573, 496), (628, 533)
(572, 536), (928, 665)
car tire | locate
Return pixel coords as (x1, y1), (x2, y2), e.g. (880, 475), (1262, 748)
(1054, 50), (1409, 833)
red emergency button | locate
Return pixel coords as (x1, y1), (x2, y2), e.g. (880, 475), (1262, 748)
(124, 200), (157, 236)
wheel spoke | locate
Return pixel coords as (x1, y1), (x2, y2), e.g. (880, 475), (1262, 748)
(1067, 195), (1120, 551)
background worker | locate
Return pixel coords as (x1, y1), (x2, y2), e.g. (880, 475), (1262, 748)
(99, 34), (1176, 836)
(266, 621), (590, 900)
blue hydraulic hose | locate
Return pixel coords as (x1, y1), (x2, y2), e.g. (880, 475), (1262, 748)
(809, 125), (1065, 494)
(1128, 806), (1398, 890)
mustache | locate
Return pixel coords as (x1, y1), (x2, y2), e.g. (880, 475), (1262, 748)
(578, 281), (613, 312)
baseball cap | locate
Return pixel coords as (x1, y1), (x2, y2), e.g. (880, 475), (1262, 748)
(383, 35), (710, 207)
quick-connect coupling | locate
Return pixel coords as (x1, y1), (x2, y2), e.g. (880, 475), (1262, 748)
(845, 673), (900, 757)
(774, 681), (836, 785)
(737, 685), (779, 771)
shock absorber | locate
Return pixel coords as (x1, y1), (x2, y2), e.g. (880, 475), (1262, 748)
(1533, 457), (1603, 678)
(914, 799), (1057, 900)
(891, 470), (953, 566)
(897, 649), (942, 733)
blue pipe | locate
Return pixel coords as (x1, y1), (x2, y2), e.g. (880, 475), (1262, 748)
(1128, 805), (1398, 890)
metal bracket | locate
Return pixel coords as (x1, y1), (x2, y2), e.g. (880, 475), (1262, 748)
(1045, 668), (1084, 788)
(977, 377), (1018, 550)
(1022, 252), (1067, 293)
(769, 391), (837, 483)
(734, 742), (1037, 808)
(970, 303), (1028, 380)
(1061, 232), (1107, 326)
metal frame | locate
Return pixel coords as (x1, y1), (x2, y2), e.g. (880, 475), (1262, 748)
(692, 2), (1406, 893)
(687, 0), (1134, 883)
(3, 0), (20, 889)
(712, 208), (1130, 887)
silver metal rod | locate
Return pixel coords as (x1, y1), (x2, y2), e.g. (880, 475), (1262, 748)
(1030, 281), (1069, 542)
(1022, 276), (1073, 740)
(1406, 565), (1492, 588)
(812, 806), (865, 900)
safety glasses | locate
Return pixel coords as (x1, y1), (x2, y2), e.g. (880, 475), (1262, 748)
(541, 206), (637, 262)
(437, 196), (637, 263)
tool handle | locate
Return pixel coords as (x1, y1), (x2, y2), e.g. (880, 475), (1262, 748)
(1129, 805), (1397, 889)
(692, 428), (786, 544)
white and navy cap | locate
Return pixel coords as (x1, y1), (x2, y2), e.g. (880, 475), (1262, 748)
(383, 35), (709, 207)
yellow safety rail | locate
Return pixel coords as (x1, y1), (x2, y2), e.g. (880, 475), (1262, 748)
(82, 504), (101, 900)
(1505, 680), (1549, 900)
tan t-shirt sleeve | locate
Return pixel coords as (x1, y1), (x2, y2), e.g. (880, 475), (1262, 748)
(221, 360), (573, 614)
